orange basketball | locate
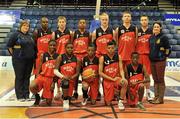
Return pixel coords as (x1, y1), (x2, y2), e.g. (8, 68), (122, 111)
(82, 68), (95, 80)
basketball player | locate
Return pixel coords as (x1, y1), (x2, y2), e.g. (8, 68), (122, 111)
(99, 41), (128, 110)
(115, 11), (138, 68)
(136, 15), (153, 101)
(81, 44), (99, 105)
(54, 43), (80, 110)
(52, 16), (73, 99)
(125, 52), (150, 111)
(33, 17), (52, 75)
(92, 12), (116, 58)
(29, 40), (58, 106)
(72, 19), (91, 100)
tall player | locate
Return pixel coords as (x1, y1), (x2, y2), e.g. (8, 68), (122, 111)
(54, 43), (81, 110)
(136, 15), (153, 101)
(30, 40), (58, 106)
(125, 52), (150, 111)
(72, 19), (91, 100)
(33, 17), (52, 75)
(92, 12), (116, 58)
(52, 16), (73, 99)
(115, 11), (138, 68)
(81, 44), (99, 105)
(99, 41), (128, 110)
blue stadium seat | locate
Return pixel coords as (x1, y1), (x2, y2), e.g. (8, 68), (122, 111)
(0, 50), (10, 56)
(0, 43), (7, 49)
(177, 40), (180, 45)
(166, 24), (174, 30)
(30, 23), (36, 28)
(162, 29), (170, 34)
(169, 51), (176, 58)
(39, 11), (47, 16)
(26, 11), (33, 16)
(165, 34), (173, 39)
(11, 27), (18, 32)
(170, 29), (177, 34)
(147, 11), (153, 17)
(47, 11), (54, 16)
(173, 34), (180, 40)
(172, 45), (180, 51)
(176, 51), (180, 58)
(13, 23), (20, 28)
(32, 11), (40, 16)
(169, 39), (177, 45)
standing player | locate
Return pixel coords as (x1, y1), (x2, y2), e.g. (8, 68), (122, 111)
(99, 41), (128, 110)
(125, 52), (150, 111)
(54, 43), (80, 110)
(52, 16), (73, 99)
(136, 15), (153, 101)
(72, 19), (91, 100)
(30, 40), (58, 106)
(81, 44), (99, 105)
(115, 11), (138, 68)
(33, 17), (52, 75)
(52, 16), (73, 55)
(92, 12), (116, 58)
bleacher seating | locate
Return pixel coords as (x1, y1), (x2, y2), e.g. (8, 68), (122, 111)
(1, 7), (180, 57)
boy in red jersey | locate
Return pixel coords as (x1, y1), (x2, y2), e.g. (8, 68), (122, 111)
(92, 12), (116, 58)
(115, 11), (138, 68)
(81, 43), (99, 105)
(136, 15), (153, 101)
(124, 52), (150, 111)
(99, 41), (128, 110)
(54, 43), (80, 110)
(30, 40), (58, 106)
(33, 17), (52, 75)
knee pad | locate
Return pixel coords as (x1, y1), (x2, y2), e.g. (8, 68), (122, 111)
(61, 80), (69, 89)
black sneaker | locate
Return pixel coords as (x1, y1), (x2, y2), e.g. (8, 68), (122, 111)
(96, 92), (101, 101)
(72, 92), (78, 100)
(34, 94), (40, 106)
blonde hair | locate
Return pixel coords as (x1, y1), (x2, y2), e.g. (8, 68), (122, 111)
(100, 12), (109, 19)
(19, 20), (30, 30)
(122, 11), (131, 17)
(57, 16), (67, 23)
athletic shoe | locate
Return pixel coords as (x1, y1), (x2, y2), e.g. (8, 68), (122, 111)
(81, 98), (88, 106)
(18, 99), (26, 102)
(118, 100), (125, 110)
(25, 98), (32, 101)
(137, 102), (146, 111)
(63, 100), (69, 111)
(34, 94), (40, 106)
(147, 93), (153, 102)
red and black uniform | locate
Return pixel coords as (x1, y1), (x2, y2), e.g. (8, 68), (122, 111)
(82, 56), (99, 100)
(136, 27), (152, 75)
(126, 63), (144, 105)
(73, 30), (90, 61)
(35, 52), (58, 99)
(58, 54), (77, 97)
(95, 27), (113, 57)
(34, 28), (52, 74)
(54, 29), (71, 54)
(118, 25), (136, 67)
(103, 53), (122, 103)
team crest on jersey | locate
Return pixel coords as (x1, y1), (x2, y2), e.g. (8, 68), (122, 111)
(98, 32), (102, 36)
(40, 38), (50, 43)
(76, 34), (79, 38)
(57, 34), (60, 38)
(63, 66), (74, 72)
(121, 36), (132, 41)
(138, 32), (141, 36)
(45, 62), (55, 68)
(138, 37), (148, 43)
(105, 67), (117, 73)
(75, 40), (85, 45)
(121, 30), (125, 34)
(85, 62), (88, 66)
(63, 60), (67, 64)
(46, 57), (48, 61)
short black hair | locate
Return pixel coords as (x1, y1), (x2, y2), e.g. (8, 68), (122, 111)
(48, 40), (56, 44)
(131, 52), (139, 57)
(153, 21), (162, 27)
(65, 42), (73, 48)
(88, 43), (96, 49)
(107, 40), (116, 46)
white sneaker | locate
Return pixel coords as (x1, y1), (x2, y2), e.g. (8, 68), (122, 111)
(118, 100), (125, 110)
(81, 98), (88, 106)
(146, 93), (153, 101)
(63, 100), (69, 111)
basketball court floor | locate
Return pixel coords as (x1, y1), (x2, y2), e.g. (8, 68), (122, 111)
(0, 71), (179, 118)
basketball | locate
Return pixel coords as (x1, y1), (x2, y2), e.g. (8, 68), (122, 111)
(82, 68), (96, 79)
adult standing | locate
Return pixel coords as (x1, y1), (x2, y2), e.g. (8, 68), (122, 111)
(7, 20), (36, 101)
(149, 22), (171, 104)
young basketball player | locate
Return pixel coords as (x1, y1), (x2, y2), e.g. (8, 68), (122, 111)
(136, 15), (153, 101)
(125, 52), (150, 111)
(52, 16), (73, 99)
(54, 43), (80, 110)
(99, 41), (128, 110)
(33, 17), (52, 75)
(30, 40), (58, 106)
(72, 19), (91, 100)
(115, 11), (138, 68)
(81, 43), (99, 105)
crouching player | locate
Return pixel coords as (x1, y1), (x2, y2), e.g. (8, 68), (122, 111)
(30, 40), (58, 106)
(54, 43), (80, 110)
(81, 44), (99, 105)
(125, 52), (150, 111)
(99, 41), (128, 110)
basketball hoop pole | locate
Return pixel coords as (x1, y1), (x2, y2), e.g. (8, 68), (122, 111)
(94, 0), (101, 20)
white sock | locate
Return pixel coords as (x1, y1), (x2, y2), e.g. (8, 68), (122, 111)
(146, 89), (150, 95)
